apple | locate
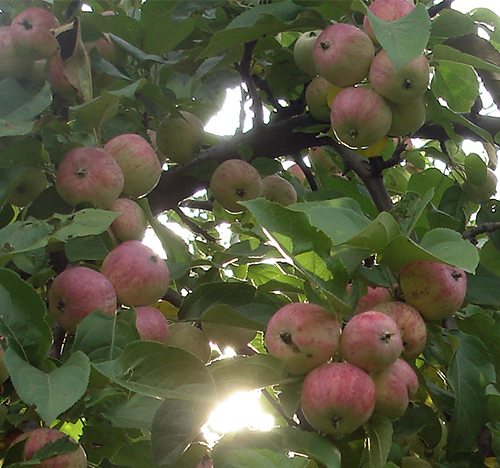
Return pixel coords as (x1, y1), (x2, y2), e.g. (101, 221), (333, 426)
(55, 146), (124, 209)
(387, 97), (427, 137)
(463, 167), (498, 203)
(293, 30), (322, 76)
(330, 86), (393, 148)
(369, 51), (430, 104)
(371, 301), (427, 360)
(0, 26), (35, 80)
(312, 23), (374, 88)
(308, 146), (339, 172)
(305, 76), (337, 122)
(135, 306), (171, 343)
(101, 240), (170, 307)
(209, 159), (263, 213)
(262, 174), (297, 206)
(48, 266), (117, 333)
(8, 169), (48, 207)
(103, 133), (162, 198)
(372, 358), (419, 420)
(340, 310), (403, 373)
(45, 50), (77, 100)
(10, 427), (87, 468)
(109, 198), (148, 242)
(300, 361), (376, 436)
(264, 302), (341, 375)
(363, 0), (416, 44)
(401, 457), (433, 468)
(399, 261), (467, 320)
(288, 163), (307, 185)
(168, 322), (211, 363)
(85, 32), (126, 67)
(156, 111), (205, 164)
(11, 7), (60, 60)
(349, 284), (392, 313)
(202, 322), (256, 351)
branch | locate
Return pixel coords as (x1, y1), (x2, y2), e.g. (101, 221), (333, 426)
(428, 0), (455, 17)
(462, 221), (500, 244)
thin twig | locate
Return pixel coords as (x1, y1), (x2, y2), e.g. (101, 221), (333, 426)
(261, 387), (299, 428)
(173, 206), (217, 243)
(462, 221), (500, 244)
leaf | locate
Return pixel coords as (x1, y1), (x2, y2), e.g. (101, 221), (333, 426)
(52, 209), (119, 242)
(430, 9), (476, 39)
(433, 44), (500, 75)
(212, 447), (307, 468)
(104, 393), (163, 431)
(5, 349), (90, 425)
(362, 416), (393, 468)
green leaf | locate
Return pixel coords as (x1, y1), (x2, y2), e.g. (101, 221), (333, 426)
(104, 393), (163, 431)
(5, 349), (90, 425)
(433, 44), (500, 75)
(212, 447), (307, 468)
(52, 209), (119, 242)
(112, 440), (159, 468)
(362, 416), (393, 468)
(430, 9), (476, 39)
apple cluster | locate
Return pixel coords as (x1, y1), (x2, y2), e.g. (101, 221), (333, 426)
(294, 0), (429, 150)
(264, 260), (467, 437)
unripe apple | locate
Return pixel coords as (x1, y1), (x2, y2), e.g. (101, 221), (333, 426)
(372, 358), (418, 420)
(305, 76), (337, 122)
(55, 146), (124, 209)
(341, 310), (403, 373)
(300, 361), (376, 436)
(369, 51), (429, 104)
(462, 167), (498, 203)
(11, 7), (60, 60)
(49, 266), (117, 333)
(265, 302), (341, 375)
(313, 23), (375, 88)
(293, 30), (322, 76)
(135, 306), (171, 343)
(156, 111), (205, 164)
(399, 261), (467, 320)
(202, 322), (256, 351)
(8, 169), (48, 207)
(169, 323), (211, 363)
(262, 174), (297, 206)
(363, 0), (416, 45)
(330, 86), (392, 148)
(101, 240), (170, 307)
(209, 159), (263, 213)
(0, 26), (36, 80)
(371, 301), (427, 360)
(103, 133), (162, 198)
(387, 97), (427, 137)
(10, 427), (87, 468)
(308, 146), (339, 172)
(109, 198), (148, 242)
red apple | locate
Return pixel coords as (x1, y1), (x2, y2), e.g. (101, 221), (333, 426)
(399, 261), (467, 320)
(349, 284), (393, 313)
(109, 198), (148, 242)
(340, 310), (403, 373)
(168, 323), (212, 363)
(85, 32), (126, 67)
(103, 133), (162, 198)
(55, 146), (124, 209)
(262, 174), (297, 206)
(312, 23), (374, 88)
(300, 361), (376, 436)
(135, 306), (171, 343)
(48, 266), (117, 333)
(45, 50), (78, 100)
(330, 86), (392, 148)
(209, 159), (263, 213)
(288, 163), (307, 185)
(101, 240), (170, 307)
(265, 302), (341, 375)
(10, 427), (87, 468)
(293, 30), (322, 76)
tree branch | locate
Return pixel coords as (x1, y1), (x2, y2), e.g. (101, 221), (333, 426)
(462, 221), (500, 244)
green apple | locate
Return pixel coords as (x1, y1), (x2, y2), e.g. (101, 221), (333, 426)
(0, 26), (35, 80)
(169, 322), (211, 363)
(262, 174), (297, 206)
(387, 97), (427, 137)
(305, 76), (338, 122)
(293, 30), (322, 76)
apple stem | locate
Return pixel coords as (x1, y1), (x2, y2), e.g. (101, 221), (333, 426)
(279, 332), (300, 353)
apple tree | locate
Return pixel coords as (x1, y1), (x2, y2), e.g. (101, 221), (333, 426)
(2, 0), (500, 467)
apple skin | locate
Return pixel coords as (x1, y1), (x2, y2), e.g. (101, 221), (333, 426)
(305, 76), (335, 122)
(348, 284), (393, 314)
(371, 301), (427, 360)
(101, 240), (170, 307)
(45, 50), (78, 100)
(363, 0), (415, 44)
(11, 7), (60, 60)
(293, 30), (322, 76)
(312, 23), (374, 88)
(85, 32), (126, 67)
(156, 111), (205, 164)
(48, 266), (117, 333)
(168, 323), (212, 363)
(372, 358), (419, 420)
(399, 261), (467, 320)
(265, 302), (341, 375)
(387, 97), (427, 137)
(135, 306), (171, 343)
(103, 134), (162, 198)
(109, 198), (148, 242)
(55, 146), (124, 209)
(288, 163), (307, 185)
(262, 174), (298, 206)
(202, 322), (256, 351)
(10, 427), (87, 468)
(0, 26), (35, 80)
(463, 167), (498, 203)
(340, 310), (403, 374)
(8, 169), (48, 207)
(330, 86), (393, 148)
(369, 51), (429, 104)
(209, 159), (263, 213)
(300, 361), (376, 436)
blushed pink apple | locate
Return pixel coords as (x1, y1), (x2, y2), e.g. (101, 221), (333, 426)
(340, 310), (403, 373)
(168, 323), (211, 363)
(288, 163), (307, 185)
(109, 198), (148, 242)
(45, 50), (78, 100)
(348, 284), (393, 313)
(293, 30), (322, 76)
(135, 306), (171, 343)
(209, 159), (263, 213)
(55, 146), (124, 209)
(49, 266), (117, 333)
(330, 86), (392, 148)
(399, 261), (467, 320)
(101, 240), (170, 307)
(300, 361), (376, 436)
(372, 358), (419, 420)
(202, 322), (256, 351)
(104, 134), (162, 198)
(85, 32), (126, 67)
(262, 174), (297, 206)
(0, 26), (36, 79)
(313, 23), (374, 88)
(265, 302), (341, 375)
(372, 301), (427, 360)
